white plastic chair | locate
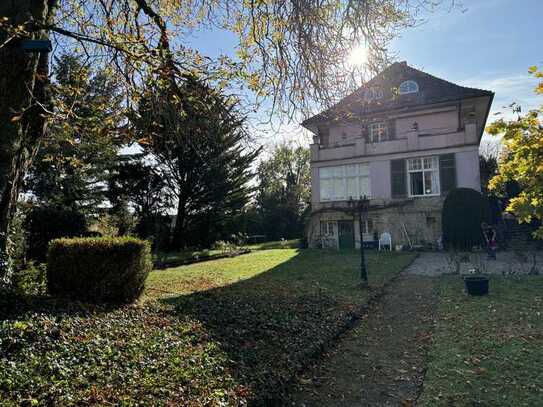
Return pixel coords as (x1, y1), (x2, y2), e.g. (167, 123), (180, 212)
(378, 232), (392, 251)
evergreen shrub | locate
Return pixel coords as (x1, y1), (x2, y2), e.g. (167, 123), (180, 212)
(47, 237), (151, 303)
(442, 188), (489, 250)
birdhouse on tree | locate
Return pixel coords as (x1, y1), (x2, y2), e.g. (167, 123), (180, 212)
(20, 39), (52, 53)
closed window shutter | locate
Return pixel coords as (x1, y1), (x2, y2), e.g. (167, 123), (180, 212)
(439, 153), (457, 195)
(391, 159), (407, 198)
(360, 123), (368, 142)
(387, 119), (395, 140)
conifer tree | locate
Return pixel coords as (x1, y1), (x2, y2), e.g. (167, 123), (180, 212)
(137, 75), (260, 247)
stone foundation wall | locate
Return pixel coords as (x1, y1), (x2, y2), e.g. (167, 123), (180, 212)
(307, 197), (445, 249)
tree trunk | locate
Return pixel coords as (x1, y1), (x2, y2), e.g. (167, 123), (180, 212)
(172, 201), (186, 249)
(0, 0), (56, 282)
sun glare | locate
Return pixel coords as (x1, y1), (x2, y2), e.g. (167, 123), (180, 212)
(347, 45), (368, 67)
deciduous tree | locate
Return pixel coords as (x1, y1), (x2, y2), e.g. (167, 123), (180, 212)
(25, 54), (123, 214)
(487, 66), (543, 237)
(0, 0), (454, 280)
(255, 143), (310, 240)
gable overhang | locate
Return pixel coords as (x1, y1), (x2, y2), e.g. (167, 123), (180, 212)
(302, 94), (495, 137)
(301, 62), (496, 137)
(479, 92), (495, 143)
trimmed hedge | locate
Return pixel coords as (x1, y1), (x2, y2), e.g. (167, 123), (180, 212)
(442, 188), (489, 250)
(47, 237), (152, 303)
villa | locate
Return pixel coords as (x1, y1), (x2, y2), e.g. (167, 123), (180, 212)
(303, 61), (494, 249)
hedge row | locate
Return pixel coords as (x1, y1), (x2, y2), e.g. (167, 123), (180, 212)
(47, 237), (152, 303)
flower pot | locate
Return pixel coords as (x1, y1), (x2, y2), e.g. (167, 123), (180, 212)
(464, 275), (489, 296)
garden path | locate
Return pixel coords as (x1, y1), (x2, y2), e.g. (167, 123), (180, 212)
(404, 251), (542, 276)
(291, 274), (438, 406)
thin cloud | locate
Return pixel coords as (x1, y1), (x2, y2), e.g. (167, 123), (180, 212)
(460, 74), (537, 95)
(460, 74), (540, 121)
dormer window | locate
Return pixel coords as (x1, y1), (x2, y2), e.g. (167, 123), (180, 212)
(399, 80), (419, 95)
(365, 87), (383, 101)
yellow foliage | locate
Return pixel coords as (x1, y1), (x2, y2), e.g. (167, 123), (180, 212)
(486, 65), (543, 237)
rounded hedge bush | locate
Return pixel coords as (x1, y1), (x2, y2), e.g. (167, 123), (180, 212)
(47, 237), (152, 303)
(442, 188), (489, 250)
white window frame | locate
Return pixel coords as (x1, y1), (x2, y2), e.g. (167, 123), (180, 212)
(319, 164), (371, 202)
(369, 122), (388, 143)
(407, 156), (440, 197)
(399, 80), (419, 95)
(320, 221), (335, 236)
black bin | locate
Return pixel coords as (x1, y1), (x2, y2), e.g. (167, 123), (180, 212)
(464, 276), (489, 296)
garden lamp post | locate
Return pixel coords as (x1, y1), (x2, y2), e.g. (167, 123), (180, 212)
(348, 195), (370, 285)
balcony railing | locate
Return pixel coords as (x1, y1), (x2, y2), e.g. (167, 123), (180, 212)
(311, 123), (477, 162)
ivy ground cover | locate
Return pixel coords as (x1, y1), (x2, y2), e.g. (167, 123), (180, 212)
(1, 249), (414, 405)
(419, 275), (543, 406)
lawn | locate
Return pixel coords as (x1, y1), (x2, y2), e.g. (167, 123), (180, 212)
(419, 275), (543, 406)
(147, 248), (409, 300)
(245, 238), (301, 250)
(151, 238), (299, 268)
(146, 248), (300, 298)
(0, 249), (415, 405)
(153, 248), (232, 268)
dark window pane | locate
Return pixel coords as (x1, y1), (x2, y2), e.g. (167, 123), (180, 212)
(410, 172), (424, 195)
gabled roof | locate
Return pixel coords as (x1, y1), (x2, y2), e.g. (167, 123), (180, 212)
(302, 61), (494, 128)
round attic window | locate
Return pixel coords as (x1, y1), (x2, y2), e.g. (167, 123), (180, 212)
(399, 80), (419, 95)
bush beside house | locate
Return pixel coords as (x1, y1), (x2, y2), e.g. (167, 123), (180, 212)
(47, 237), (151, 303)
(442, 188), (489, 250)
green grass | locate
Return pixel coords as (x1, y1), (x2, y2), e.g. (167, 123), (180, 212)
(147, 249), (412, 303)
(0, 249), (415, 405)
(245, 238), (301, 250)
(153, 237), (300, 267)
(147, 248), (300, 298)
(153, 248), (223, 264)
(419, 275), (543, 406)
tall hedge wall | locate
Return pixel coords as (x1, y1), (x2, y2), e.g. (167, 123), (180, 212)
(47, 237), (152, 303)
(442, 188), (489, 250)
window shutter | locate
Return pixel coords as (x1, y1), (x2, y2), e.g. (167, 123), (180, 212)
(387, 119), (395, 140)
(391, 159), (407, 198)
(360, 123), (368, 142)
(439, 153), (457, 195)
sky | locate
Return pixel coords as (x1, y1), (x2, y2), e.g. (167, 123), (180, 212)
(174, 0), (543, 153)
(389, 0), (542, 149)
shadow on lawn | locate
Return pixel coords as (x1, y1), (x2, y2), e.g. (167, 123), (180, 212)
(0, 290), (128, 322)
(160, 249), (385, 404)
(0, 249), (406, 405)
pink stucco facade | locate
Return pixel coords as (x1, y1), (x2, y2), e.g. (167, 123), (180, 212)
(303, 62), (494, 249)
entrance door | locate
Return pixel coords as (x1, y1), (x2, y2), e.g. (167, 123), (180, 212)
(338, 220), (355, 249)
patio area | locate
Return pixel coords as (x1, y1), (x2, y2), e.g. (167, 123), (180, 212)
(405, 250), (542, 276)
